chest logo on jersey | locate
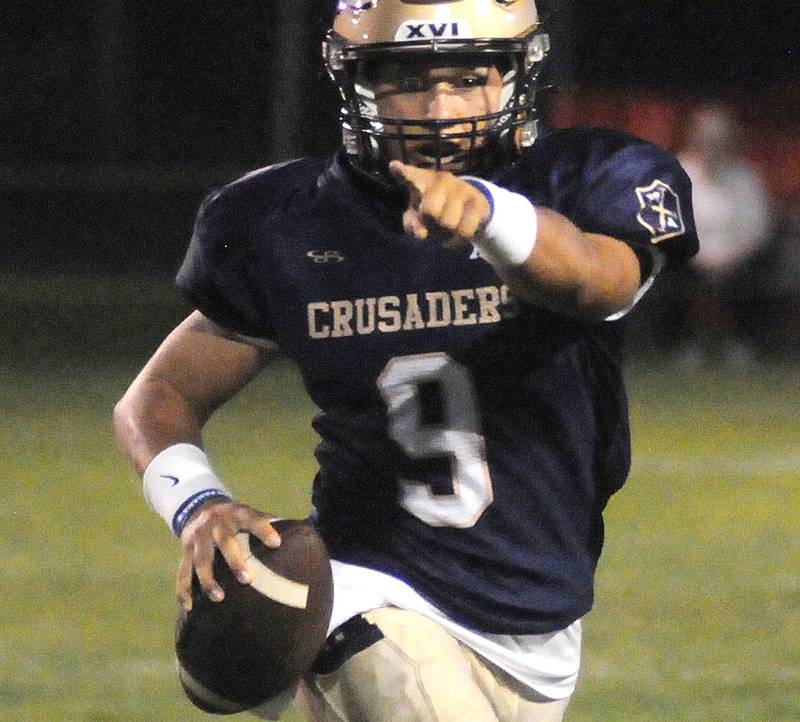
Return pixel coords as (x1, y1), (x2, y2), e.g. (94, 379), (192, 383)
(307, 250), (345, 264)
(635, 180), (685, 242)
(307, 284), (517, 340)
(396, 21), (472, 41)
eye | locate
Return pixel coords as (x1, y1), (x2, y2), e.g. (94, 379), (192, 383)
(459, 72), (489, 89)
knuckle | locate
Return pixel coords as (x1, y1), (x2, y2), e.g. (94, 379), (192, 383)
(211, 520), (237, 544)
(232, 502), (260, 521)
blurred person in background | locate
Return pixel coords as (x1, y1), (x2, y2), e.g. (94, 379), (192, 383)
(675, 103), (774, 366)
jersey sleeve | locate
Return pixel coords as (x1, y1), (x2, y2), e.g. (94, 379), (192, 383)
(176, 187), (275, 341)
(563, 136), (699, 269)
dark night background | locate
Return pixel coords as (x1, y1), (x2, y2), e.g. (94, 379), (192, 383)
(1, 0), (799, 274)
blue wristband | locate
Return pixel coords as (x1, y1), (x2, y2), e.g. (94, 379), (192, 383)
(143, 443), (233, 536)
(172, 489), (232, 536)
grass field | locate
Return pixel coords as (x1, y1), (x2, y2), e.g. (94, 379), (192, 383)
(2, 274), (798, 721)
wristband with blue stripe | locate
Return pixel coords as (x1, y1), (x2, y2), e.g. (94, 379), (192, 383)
(143, 443), (233, 536)
(461, 176), (538, 268)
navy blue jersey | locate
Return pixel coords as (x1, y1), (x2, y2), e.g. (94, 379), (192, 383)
(177, 127), (697, 635)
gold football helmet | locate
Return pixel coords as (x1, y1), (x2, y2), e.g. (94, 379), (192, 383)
(324, 0), (549, 177)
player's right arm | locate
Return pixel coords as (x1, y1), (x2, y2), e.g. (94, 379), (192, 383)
(113, 310), (280, 611)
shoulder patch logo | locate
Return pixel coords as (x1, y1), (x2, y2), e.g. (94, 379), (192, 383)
(635, 180), (685, 243)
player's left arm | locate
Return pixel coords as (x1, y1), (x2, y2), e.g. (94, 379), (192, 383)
(390, 161), (643, 321)
(498, 209), (641, 321)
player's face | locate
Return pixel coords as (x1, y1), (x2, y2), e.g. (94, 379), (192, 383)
(364, 57), (505, 170)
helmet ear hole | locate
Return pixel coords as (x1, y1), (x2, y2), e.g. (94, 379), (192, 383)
(493, 55), (514, 76)
(355, 59), (380, 85)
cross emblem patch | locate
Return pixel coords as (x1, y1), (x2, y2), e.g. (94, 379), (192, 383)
(635, 180), (685, 242)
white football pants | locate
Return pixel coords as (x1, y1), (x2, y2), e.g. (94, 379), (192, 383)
(295, 607), (570, 722)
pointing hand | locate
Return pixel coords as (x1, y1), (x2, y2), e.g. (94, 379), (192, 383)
(389, 161), (491, 247)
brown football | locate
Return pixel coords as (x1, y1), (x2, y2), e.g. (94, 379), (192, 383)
(175, 519), (333, 713)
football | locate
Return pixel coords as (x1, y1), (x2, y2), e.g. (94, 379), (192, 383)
(175, 519), (333, 713)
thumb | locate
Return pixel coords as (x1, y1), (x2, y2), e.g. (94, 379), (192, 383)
(402, 207), (429, 240)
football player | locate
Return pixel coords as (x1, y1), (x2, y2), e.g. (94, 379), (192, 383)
(114, 1), (698, 720)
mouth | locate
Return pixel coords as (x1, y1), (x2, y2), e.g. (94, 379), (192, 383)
(412, 140), (468, 168)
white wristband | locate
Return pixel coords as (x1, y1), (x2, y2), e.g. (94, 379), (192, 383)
(143, 443), (232, 536)
(463, 177), (538, 268)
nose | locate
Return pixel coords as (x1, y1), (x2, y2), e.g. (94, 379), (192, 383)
(425, 83), (468, 120)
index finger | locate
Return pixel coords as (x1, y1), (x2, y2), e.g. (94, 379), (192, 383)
(214, 512), (282, 586)
(241, 511), (282, 550)
(388, 160), (432, 195)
